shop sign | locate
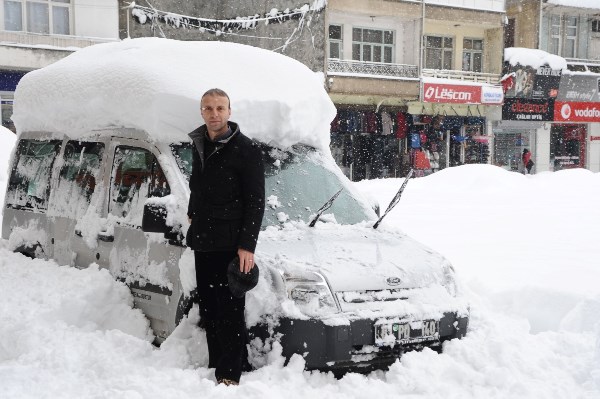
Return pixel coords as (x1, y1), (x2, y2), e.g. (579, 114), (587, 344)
(502, 63), (562, 100)
(591, 136), (600, 141)
(502, 98), (554, 121)
(423, 82), (481, 104)
(481, 85), (504, 104)
(557, 74), (600, 102)
(554, 101), (600, 122)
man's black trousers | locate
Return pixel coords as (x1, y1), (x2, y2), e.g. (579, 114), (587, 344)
(194, 250), (248, 382)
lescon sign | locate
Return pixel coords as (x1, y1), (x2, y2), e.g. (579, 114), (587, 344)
(423, 83), (481, 104)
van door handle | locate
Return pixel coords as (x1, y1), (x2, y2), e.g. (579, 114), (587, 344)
(98, 232), (114, 242)
(75, 229), (82, 237)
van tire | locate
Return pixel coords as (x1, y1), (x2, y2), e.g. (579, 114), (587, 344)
(14, 244), (42, 259)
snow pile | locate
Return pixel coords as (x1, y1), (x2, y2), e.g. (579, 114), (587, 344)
(1, 165), (599, 397)
(12, 38), (337, 151)
(504, 47), (567, 70)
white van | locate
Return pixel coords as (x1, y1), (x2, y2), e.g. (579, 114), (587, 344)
(3, 38), (469, 373)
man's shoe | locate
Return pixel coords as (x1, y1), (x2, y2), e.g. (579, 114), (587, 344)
(217, 378), (239, 386)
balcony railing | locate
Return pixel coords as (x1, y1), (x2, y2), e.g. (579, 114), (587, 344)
(327, 59), (419, 80)
(422, 68), (501, 84)
(0, 30), (117, 50)
(327, 60), (502, 83)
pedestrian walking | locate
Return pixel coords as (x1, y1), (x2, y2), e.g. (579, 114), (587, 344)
(523, 148), (534, 174)
(186, 88), (265, 386)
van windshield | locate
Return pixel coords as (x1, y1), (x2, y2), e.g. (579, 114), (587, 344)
(170, 142), (373, 227)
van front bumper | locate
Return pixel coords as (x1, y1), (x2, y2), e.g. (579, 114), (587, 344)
(250, 311), (468, 373)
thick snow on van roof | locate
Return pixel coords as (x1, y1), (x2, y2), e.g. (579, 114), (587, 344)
(12, 38), (336, 151)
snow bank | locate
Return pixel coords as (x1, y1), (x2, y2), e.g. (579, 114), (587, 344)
(504, 47), (567, 70)
(12, 38), (337, 151)
(1, 165), (599, 397)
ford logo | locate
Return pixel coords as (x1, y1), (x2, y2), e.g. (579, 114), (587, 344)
(386, 277), (401, 286)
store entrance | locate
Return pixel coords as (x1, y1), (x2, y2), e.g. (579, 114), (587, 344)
(493, 130), (532, 172)
(550, 124), (587, 171)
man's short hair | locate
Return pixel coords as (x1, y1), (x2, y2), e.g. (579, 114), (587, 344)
(201, 88), (230, 109)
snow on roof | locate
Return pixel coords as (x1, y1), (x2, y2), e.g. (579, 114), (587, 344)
(12, 38), (337, 151)
(547, 0), (600, 10)
(504, 47), (567, 71)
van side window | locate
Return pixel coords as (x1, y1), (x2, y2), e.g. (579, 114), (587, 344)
(51, 141), (105, 217)
(109, 146), (170, 225)
(6, 139), (61, 211)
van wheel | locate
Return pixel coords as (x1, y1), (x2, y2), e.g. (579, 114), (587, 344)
(14, 244), (42, 259)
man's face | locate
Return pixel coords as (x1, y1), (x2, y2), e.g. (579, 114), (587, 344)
(201, 94), (231, 134)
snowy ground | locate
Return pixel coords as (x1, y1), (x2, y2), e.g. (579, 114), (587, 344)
(1, 126), (599, 398)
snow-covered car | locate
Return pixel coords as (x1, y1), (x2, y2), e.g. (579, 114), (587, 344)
(3, 38), (469, 373)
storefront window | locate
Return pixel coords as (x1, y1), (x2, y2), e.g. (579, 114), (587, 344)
(493, 131), (530, 171)
(550, 125), (586, 171)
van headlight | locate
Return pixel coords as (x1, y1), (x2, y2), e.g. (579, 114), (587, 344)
(282, 271), (339, 316)
(442, 263), (458, 297)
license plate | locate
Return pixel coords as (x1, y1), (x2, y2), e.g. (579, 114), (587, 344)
(374, 320), (439, 346)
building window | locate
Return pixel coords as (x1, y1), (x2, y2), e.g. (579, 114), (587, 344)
(425, 36), (453, 70)
(1, 93), (15, 133)
(462, 38), (483, 72)
(3, 0), (71, 35)
(564, 16), (577, 58)
(593, 20), (600, 33)
(352, 28), (394, 63)
(550, 15), (561, 55)
(549, 14), (578, 58)
(328, 24), (342, 59)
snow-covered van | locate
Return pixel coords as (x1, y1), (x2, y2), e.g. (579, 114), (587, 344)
(3, 39), (469, 373)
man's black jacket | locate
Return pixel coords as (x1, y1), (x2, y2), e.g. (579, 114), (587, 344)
(186, 121), (265, 253)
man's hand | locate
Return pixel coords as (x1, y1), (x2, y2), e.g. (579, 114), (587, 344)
(237, 248), (255, 274)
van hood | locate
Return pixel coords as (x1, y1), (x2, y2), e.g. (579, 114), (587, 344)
(256, 222), (448, 292)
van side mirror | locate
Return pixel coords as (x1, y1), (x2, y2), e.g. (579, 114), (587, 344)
(142, 203), (168, 233)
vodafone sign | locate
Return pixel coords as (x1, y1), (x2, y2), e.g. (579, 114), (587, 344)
(423, 83), (481, 104)
(554, 101), (600, 122)
(423, 82), (503, 104)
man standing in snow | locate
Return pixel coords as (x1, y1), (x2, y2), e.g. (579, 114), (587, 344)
(186, 88), (265, 386)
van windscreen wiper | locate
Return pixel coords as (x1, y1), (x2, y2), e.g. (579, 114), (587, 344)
(309, 188), (343, 227)
(373, 169), (414, 229)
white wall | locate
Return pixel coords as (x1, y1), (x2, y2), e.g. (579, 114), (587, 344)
(74, 0), (118, 39)
(535, 124), (551, 173)
(587, 123), (600, 173)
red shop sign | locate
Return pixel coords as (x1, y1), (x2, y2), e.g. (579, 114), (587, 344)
(423, 82), (482, 104)
(554, 101), (600, 122)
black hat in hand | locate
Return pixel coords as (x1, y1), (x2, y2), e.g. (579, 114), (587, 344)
(227, 256), (259, 298)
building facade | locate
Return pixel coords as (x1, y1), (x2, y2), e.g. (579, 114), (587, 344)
(503, 0), (600, 173)
(327, 0), (505, 180)
(0, 0), (119, 132)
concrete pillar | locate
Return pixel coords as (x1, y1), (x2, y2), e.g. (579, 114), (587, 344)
(535, 123), (551, 173)
(588, 123), (600, 173)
